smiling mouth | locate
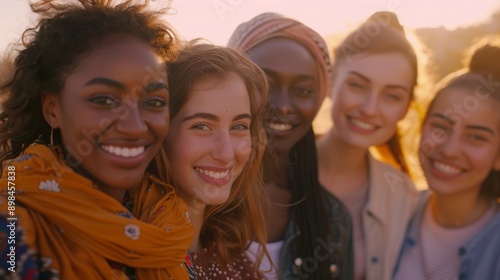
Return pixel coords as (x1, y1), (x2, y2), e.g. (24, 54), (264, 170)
(432, 161), (462, 175)
(269, 122), (292, 131)
(194, 167), (230, 179)
(101, 145), (145, 158)
(349, 118), (377, 130)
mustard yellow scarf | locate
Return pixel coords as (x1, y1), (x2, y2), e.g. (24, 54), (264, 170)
(0, 145), (193, 279)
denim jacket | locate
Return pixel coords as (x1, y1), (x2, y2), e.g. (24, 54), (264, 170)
(278, 188), (354, 280)
(394, 194), (500, 280)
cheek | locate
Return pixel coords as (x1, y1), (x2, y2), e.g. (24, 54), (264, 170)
(296, 98), (321, 122)
(471, 147), (500, 169)
(145, 112), (170, 138)
(419, 126), (436, 156)
(234, 136), (252, 165)
(331, 88), (359, 112)
(166, 130), (189, 164)
(383, 104), (408, 125)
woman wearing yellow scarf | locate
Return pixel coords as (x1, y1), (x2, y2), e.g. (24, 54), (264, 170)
(0, 0), (193, 279)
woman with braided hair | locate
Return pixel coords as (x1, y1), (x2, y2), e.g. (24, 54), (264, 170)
(229, 13), (354, 280)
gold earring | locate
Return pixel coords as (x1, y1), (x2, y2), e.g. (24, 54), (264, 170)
(50, 127), (54, 148)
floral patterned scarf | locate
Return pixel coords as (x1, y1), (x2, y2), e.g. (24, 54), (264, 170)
(0, 145), (193, 279)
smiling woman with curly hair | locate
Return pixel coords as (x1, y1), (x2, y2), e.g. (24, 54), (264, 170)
(0, 1), (194, 279)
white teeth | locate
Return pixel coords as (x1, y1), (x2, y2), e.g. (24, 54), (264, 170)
(433, 161), (461, 175)
(269, 122), (292, 131)
(101, 145), (145, 158)
(194, 167), (230, 179)
(351, 119), (376, 130)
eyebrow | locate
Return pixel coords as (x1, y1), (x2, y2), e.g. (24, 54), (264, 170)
(84, 77), (126, 90)
(262, 69), (316, 82)
(348, 71), (409, 91)
(431, 113), (495, 135)
(182, 112), (252, 122)
(84, 77), (168, 92)
(430, 113), (455, 125)
(144, 82), (169, 92)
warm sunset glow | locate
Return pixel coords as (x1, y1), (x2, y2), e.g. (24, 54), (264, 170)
(2, 0), (498, 136)
(1, 0), (498, 52)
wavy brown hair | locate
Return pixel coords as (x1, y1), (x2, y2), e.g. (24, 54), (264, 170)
(166, 42), (269, 265)
(0, 0), (178, 179)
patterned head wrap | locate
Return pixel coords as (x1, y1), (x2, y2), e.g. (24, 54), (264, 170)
(228, 12), (332, 101)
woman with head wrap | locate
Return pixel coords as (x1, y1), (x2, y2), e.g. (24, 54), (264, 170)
(229, 13), (354, 280)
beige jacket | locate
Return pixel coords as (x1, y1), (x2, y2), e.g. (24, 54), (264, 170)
(363, 155), (422, 280)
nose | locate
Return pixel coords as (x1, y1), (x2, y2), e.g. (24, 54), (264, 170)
(437, 131), (461, 158)
(271, 86), (292, 115)
(359, 92), (378, 117)
(115, 102), (148, 138)
(211, 131), (235, 163)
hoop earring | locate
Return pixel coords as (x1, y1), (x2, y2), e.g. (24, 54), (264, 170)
(50, 127), (55, 148)
(49, 127), (63, 158)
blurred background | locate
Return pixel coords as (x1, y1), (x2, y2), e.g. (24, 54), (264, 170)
(1, 0), (499, 188)
(2, 0), (499, 83)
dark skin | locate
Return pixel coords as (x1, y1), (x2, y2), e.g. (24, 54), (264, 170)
(247, 37), (321, 242)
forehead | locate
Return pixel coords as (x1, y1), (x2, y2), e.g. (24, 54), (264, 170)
(336, 52), (413, 86)
(71, 36), (164, 78)
(246, 37), (316, 78)
(182, 74), (250, 111)
(430, 88), (500, 128)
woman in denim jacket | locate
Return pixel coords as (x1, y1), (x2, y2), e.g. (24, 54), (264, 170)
(394, 38), (500, 280)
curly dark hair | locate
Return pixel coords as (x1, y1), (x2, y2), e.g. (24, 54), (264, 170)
(0, 0), (178, 163)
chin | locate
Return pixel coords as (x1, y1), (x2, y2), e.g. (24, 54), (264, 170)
(205, 193), (232, 206)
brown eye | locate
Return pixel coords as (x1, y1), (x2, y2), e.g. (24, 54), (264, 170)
(142, 97), (167, 108)
(89, 95), (119, 107)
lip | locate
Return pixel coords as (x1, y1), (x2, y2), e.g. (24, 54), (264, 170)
(99, 142), (151, 168)
(266, 117), (299, 138)
(347, 116), (379, 135)
(194, 166), (233, 187)
(427, 158), (464, 180)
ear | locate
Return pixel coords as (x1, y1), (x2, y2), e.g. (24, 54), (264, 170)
(494, 151), (500, 172)
(42, 92), (61, 129)
(399, 99), (413, 120)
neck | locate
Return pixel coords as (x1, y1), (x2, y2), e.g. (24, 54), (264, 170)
(100, 187), (126, 203)
(71, 159), (128, 203)
(185, 198), (206, 252)
(430, 192), (490, 228)
(263, 151), (291, 189)
(316, 128), (370, 197)
(317, 128), (369, 175)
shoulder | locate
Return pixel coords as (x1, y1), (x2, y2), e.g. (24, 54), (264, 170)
(190, 250), (261, 280)
(463, 210), (500, 279)
(368, 154), (419, 195)
(0, 198), (41, 279)
(467, 208), (500, 248)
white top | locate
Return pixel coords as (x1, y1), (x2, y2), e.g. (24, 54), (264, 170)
(246, 240), (284, 280)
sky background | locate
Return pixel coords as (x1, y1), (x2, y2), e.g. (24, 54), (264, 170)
(1, 0), (500, 52)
